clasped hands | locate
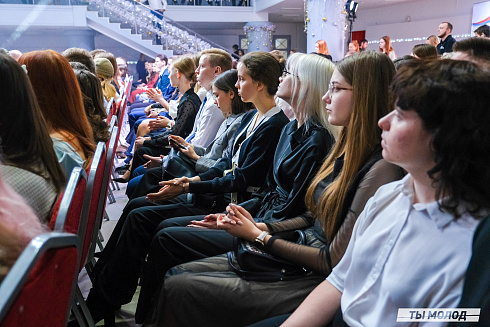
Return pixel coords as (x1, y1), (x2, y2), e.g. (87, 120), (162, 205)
(188, 204), (264, 242)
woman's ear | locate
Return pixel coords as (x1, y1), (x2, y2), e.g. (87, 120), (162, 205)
(228, 90), (235, 99)
(255, 81), (265, 92)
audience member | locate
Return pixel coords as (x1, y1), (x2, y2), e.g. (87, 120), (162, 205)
(136, 53), (147, 82)
(281, 59), (490, 327)
(411, 43), (438, 59)
(0, 163), (47, 282)
(426, 34), (440, 47)
(94, 51), (123, 91)
(437, 21), (456, 55)
(0, 53), (65, 223)
(19, 50), (95, 176)
(359, 38), (368, 51)
(314, 39), (333, 61)
(393, 54), (415, 70)
(345, 40), (360, 57)
(94, 57), (117, 103)
(71, 63), (111, 143)
(62, 47), (96, 74)
(157, 51), (403, 327)
(452, 36), (490, 66)
(379, 35), (397, 60)
(474, 24), (490, 38)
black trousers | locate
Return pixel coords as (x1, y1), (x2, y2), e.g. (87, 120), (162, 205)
(135, 198), (263, 322)
(135, 215), (236, 322)
(92, 195), (220, 310)
(129, 166), (163, 200)
(132, 146), (169, 178)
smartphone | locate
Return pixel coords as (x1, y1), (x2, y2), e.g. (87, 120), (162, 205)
(170, 138), (187, 150)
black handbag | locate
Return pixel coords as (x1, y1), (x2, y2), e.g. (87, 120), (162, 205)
(227, 230), (309, 282)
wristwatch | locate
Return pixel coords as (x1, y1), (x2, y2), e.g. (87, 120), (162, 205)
(254, 231), (269, 248)
(167, 121), (172, 129)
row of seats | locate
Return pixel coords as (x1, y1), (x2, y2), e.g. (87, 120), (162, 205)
(0, 79), (131, 327)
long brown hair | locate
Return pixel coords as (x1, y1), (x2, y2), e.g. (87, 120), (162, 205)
(379, 35), (394, 53)
(305, 51), (395, 239)
(0, 53), (66, 193)
(19, 50), (95, 167)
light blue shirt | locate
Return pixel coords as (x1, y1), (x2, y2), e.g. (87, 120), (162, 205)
(52, 137), (84, 178)
(327, 174), (480, 327)
(189, 90), (224, 148)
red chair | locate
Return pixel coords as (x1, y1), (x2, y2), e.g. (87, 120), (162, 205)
(49, 167), (88, 236)
(0, 233), (80, 327)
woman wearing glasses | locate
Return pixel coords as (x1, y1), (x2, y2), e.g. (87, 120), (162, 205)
(155, 52), (404, 326)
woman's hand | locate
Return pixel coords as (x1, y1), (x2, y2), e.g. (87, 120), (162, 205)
(217, 204), (262, 241)
(146, 88), (164, 102)
(149, 116), (171, 130)
(135, 136), (151, 150)
(168, 135), (188, 146)
(187, 214), (223, 229)
(146, 183), (182, 202)
(143, 154), (164, 169)
(163, 176), (200, 185)
(180, 144), (200, 161)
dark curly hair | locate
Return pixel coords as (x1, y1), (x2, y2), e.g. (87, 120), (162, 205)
(392, 59), (490, 218)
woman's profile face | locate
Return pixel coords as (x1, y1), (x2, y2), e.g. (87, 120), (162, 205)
(379, 39), (386, 50)
(323, 69), (353, 127)
(276, 66), (298, 107)
(348, 43), (356, 52)
(168, 65), (179, 87)
(235, 62), (257, 103)
(378, 107), (434, 173)
(212, 85), (233, 117)
(314, 42), (320, 53)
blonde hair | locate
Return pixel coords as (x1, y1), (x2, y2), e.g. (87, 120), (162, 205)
(201, 48), (232, 72)
(305, 52), (396, 239)
(94, 58), (117, 101)
(285, 53), (337, 136)
(426, 35), (440, 47)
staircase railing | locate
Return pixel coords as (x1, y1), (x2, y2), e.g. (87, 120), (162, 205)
(88, 0), (228, 54)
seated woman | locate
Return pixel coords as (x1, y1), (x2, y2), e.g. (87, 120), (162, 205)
(126, 69), (253, 199)
(19, 50), (95, 176)
(0, 163), (47, 283)
(114, 56), (201, 182)
(94, 57), (117, 106)
(156, 51), (404, 327)
(83, 51), (290, 325)
(71, 62), (111, 143)
(0, 53), (66, 223)
(279, 59), (490, 327)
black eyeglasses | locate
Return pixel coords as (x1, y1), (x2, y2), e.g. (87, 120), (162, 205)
(327, 83), (353, 99)
(282, 69), (298, 78)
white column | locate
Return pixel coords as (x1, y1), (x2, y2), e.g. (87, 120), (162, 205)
(306, 0), (347, 61)
(244, 21), (275, 52)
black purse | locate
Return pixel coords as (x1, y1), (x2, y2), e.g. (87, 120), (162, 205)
(227, 230), (309, 282)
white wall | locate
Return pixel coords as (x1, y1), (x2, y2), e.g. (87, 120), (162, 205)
(353, 0), (481, 57)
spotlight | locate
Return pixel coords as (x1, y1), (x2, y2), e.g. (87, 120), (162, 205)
(345, 0), (358, 21)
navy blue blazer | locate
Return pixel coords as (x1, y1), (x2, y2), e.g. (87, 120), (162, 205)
(190, 109), (289, 203)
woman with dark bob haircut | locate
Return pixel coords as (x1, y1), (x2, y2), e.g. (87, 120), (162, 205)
(277, 59), (490, 327)
(0, 54), (65, 224)
(19, 50), (95, 176)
